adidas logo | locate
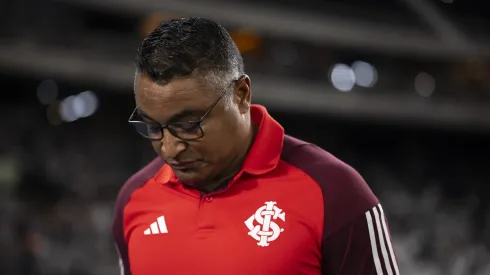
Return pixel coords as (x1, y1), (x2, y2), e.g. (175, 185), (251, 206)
(144, 216), (168, 235)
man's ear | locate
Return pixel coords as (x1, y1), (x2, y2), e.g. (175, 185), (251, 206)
(235, 75), (251, 114)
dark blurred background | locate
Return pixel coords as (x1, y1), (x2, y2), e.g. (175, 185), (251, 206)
(0, 0), (489, 274)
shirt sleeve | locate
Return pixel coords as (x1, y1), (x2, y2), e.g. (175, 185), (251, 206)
(279, 143), (400, 275)
(322, 204), (400, 275)
(116, 247), (130, 275)
(112, 157), (164, 275)
(114, 195), (131, 275)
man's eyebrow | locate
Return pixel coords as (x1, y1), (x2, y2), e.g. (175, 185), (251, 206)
(137, 108), (203, 124)
(136, 109), (159, 124)
(167, 109), (203, 123)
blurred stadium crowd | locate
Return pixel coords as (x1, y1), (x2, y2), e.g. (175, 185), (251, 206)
(1, 0), (490, 274)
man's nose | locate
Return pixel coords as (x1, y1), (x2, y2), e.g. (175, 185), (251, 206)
(160, 129), (187, 159)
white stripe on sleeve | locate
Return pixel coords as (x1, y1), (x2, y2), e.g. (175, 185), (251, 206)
(119, 257), (124, 275)
(365, 211), (384, 275)
(379, 205), (400, 275)
(373, 206), (392, 275)
(115, 245), (125, 275)
(365, 204), (399, 275)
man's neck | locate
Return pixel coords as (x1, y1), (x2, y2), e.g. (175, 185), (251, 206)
(199, 123), (258, 194)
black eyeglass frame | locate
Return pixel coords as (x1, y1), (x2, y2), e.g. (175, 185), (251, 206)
(128, 75), (245, 141)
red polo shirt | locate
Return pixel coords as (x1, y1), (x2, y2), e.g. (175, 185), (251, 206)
(113, 105), (399, 275)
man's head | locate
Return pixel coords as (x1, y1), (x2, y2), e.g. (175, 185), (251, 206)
(132, 17), (253, 186)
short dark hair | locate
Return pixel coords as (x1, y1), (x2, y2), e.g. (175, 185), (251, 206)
(135, 17), (244, 90)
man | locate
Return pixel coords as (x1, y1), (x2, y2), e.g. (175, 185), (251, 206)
(113, 17), (399, 275)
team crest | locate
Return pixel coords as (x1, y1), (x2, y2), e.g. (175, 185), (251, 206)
(244, 201), (286, 247)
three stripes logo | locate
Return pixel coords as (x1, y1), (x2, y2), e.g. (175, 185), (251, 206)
(365, 204), (400, 275)
(144, 216), (168, 235)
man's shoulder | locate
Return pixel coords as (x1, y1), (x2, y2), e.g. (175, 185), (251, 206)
(281, 135), (357, 180)
(281, 135), (341, 163)
(115, 157), (164, 210)
(281, 135), (379, 235)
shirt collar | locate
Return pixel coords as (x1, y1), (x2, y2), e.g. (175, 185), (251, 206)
(156, 104), (284, 184)
(241, 104), (284, 175)
(157, 164), (178, 184)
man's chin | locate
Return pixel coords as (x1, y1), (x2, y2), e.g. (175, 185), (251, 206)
(173, 169), (206, 185)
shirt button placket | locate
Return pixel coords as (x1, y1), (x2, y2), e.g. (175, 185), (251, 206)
(196, 196), (216, 235)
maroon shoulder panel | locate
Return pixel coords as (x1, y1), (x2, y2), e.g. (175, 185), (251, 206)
(113, 157), (164, 275)
(280, 135), (379, 272)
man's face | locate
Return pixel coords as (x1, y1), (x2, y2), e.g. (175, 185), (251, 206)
(134, 73), (251, 184)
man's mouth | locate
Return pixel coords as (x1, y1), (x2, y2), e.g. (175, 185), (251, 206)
(168, 161), (199, 170)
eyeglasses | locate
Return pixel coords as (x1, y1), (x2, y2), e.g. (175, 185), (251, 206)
(128, 76), (243, 141)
